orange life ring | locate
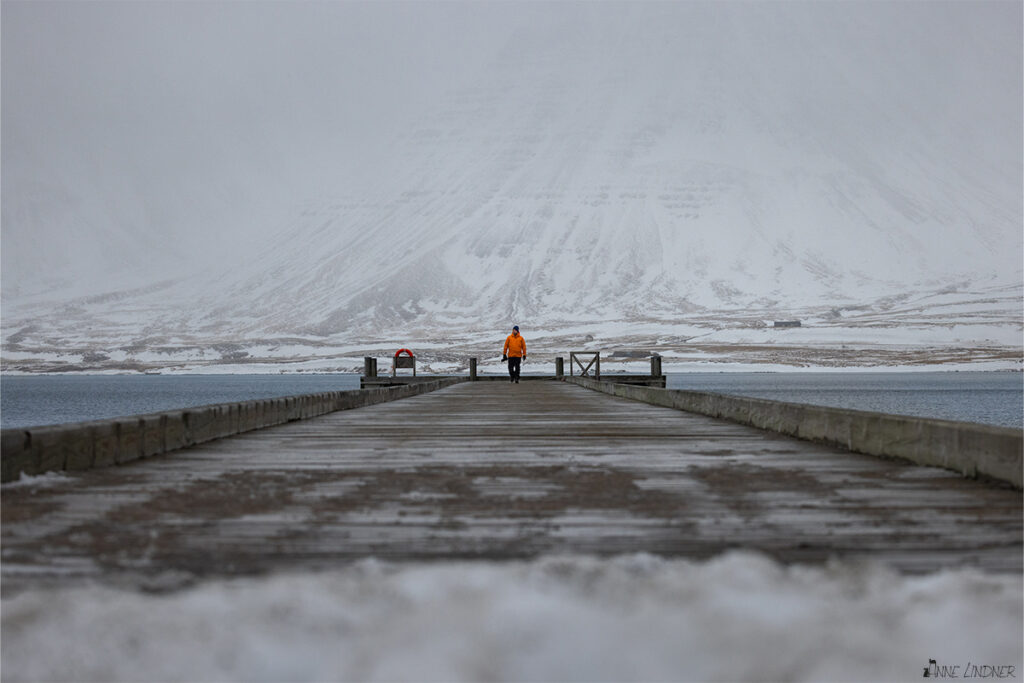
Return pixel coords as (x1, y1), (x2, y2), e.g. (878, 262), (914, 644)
(394, 348), (414, 358)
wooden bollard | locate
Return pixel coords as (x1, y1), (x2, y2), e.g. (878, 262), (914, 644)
(469, 357), (478, 381)
(363, 357), (377, 378)
(555, 357), (564, 379)
(651, 355), (662, 378)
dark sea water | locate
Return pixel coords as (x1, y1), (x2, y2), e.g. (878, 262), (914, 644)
(0, 374), (361, 429)
(666, 372), (1022, 429)
(0, 372), (1020, 430)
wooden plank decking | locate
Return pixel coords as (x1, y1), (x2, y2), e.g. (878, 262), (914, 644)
(2, 381), (1020, 593)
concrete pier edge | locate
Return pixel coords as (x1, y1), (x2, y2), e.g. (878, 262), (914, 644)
(0, 378), (464, 483)
(567, 376), (1023, 489)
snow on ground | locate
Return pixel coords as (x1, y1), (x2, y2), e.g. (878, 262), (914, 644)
(3, 4), (1021, 379)
(2, 356), (1020, 376)
(2, 307), (1021, 375)
(587, 358), (1023, 375)
(2, 553), (1020, 683)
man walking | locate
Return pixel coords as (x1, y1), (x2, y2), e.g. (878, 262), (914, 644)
(502, 325), (526, 384)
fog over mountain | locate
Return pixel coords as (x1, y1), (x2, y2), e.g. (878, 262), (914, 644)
(2, 1), (1021, 372)
(2, 1), (509, 294)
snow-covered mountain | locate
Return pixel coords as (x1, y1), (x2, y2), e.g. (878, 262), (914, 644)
(3, 2), (1021, 372)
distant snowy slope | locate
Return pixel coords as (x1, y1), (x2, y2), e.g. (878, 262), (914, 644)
(197, 2), (1020, 339)
(2, 2), (1020, 366)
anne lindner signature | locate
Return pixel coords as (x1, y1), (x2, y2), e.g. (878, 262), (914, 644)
(923, 659), (1016, 679)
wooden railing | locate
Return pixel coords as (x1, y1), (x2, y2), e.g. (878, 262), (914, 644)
(569, 351), (600, 379)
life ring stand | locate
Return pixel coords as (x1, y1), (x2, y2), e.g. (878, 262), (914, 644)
(391, 348), (416, 377)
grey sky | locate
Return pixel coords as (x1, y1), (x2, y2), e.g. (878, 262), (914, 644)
(2, 1), (519, 187)
(2, 1), (1021, 297)
(2, 1), (524, 287)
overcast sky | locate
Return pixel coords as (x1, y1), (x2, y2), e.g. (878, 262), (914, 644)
(2, 1), (1021, 297)
(2, 1), (526, 189)
(2, 1), (529, 287)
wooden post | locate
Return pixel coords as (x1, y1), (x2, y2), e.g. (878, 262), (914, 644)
(595, 354), (600, 380)
(651, 355), (662, 378)
(469, 357), (478, 381)
(363, 357), (376, 378)
(555, 357), (564, 379)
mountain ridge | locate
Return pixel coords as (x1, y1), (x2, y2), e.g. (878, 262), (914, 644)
(2, 2), (1020, 371)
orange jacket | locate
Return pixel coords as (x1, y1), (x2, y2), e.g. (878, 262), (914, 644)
(503, 333), (526, 358)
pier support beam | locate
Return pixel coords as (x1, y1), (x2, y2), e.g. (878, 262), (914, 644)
(555, 357), (564, 379)
(469, 357), (478, 381)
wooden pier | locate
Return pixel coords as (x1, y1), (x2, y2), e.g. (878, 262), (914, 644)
(2, 380), (1020, 593)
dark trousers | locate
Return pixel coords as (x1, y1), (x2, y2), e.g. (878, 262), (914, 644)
(507, 356), (521, 381)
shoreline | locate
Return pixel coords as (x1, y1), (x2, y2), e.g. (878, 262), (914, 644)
(2, 361), (1022, 376)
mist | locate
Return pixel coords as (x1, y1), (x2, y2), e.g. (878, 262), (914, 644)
(2, 1), (524, 292)
(2, 1), (1021, 372)
(4, 1), (1020, 296)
